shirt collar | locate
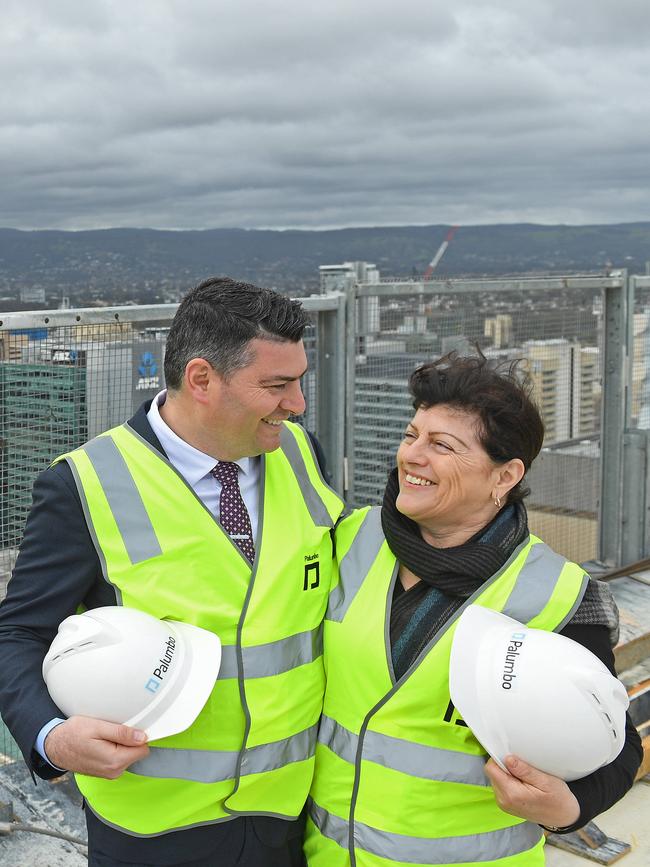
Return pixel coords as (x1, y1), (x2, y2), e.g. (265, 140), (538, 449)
(147, 390), (253, 485)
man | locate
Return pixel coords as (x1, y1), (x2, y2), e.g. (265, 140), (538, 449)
(0, 277), (344, 866)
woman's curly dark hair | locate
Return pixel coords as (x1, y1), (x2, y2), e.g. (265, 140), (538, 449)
(408, 350), (544, 504)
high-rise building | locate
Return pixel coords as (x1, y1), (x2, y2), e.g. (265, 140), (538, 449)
(632, 309), (650, 428)
(0, 358), (88, 546)
(576, 346), (599, 436)
(523, 339), (598, 444)
(319, 262), (381, 354)
(0, 331), (35, 361)
(351, 353), (426, 507)
(19, 287), (46, 304)
(484, 314), (513, 349)
(0, 331), (167, 548)
(319, 261), (380, 295)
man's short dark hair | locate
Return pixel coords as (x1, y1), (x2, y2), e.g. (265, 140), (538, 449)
(408, 350), (545, 503)
(164, 276), (309, 389)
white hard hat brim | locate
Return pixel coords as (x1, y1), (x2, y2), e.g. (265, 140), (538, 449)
(126, 619), (222, 742)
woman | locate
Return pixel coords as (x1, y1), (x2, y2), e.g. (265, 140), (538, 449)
(305, 352), (642, 867)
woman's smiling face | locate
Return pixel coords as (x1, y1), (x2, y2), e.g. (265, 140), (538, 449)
(396, 403), (506, 541)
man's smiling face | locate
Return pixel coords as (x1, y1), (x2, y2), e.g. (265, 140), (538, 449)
(207, 337), (308, 460)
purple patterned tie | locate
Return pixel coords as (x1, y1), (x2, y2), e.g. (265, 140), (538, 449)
(211, 462), (256, 563)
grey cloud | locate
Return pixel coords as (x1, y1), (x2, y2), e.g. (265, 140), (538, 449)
(1, 0), (649, 229)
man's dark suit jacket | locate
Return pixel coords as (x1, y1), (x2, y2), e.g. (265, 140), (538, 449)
(0, 402), (323, 862)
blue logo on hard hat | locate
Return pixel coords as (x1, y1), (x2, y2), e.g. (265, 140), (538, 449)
(143, 636), (176, 693)
(145, 677), (160, 694)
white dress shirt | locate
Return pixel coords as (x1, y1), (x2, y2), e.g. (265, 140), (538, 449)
(147, 389), (260, 538)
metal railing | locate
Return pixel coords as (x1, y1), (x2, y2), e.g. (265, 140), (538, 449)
(2, 272), (650, 579)
(341, 270), (648, 567)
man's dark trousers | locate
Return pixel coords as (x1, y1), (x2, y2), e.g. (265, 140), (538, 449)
(86, 805), (306, 867)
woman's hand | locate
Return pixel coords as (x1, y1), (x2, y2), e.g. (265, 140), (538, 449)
(484, 755), (581, 830)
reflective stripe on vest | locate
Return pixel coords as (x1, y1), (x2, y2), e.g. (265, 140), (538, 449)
(501, 540), (575, 624)
(318, 714), (489, 787)
(83, 435), (163, 563)
(217, 624), (323, 679)
(81, 426), (335, 564)
(279, 425), (334, 528)
(331, 507), (579, 627)
(131, 722), (318, 782)
(327, 507), (383, 622)
(60, 420), (343, 835)
(309, 800), (543, 866)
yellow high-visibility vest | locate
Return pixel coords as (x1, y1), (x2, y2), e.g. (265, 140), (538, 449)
(305, 506), (588, 867)
(58, 420), (343, 836)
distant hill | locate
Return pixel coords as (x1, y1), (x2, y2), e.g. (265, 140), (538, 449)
(1, 222), (649, 305)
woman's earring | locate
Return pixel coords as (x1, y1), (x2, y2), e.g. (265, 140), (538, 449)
(494, 495), (501, 509)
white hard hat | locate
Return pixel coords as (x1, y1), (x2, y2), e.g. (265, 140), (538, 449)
(43, 606), (221, 741)
(449, 604), (629, 781)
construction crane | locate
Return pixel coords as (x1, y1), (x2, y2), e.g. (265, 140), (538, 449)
(423, 226), (459, 280)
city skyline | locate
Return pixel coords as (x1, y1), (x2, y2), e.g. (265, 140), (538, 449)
(3, 258), (650, 567)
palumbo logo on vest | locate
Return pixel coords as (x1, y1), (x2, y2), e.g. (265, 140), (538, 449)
(144, 635), (176, 693)
(303, 552), (320, 590)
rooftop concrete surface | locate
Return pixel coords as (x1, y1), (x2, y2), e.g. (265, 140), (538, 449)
(547, 779), (650, 866)
(0, 760), (86, 866)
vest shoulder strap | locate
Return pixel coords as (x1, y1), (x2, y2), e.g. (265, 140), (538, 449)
(280, 422), (343, 527)
(327, 507), (385, 622)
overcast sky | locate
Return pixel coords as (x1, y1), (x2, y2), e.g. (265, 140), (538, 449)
(2, 0), (649, 230)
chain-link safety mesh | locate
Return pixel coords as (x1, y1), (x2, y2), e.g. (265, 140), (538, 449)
(347, 283), (603, 565)
(630, 285), (650, 431)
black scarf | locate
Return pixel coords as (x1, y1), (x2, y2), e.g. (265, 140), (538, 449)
(380, 468), (529, 598)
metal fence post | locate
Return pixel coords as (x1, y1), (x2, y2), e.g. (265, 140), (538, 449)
(315, 294), (346, 494)
(598, 270), (630, 565)
(645, 430), (650, 560)
(623, 274), (650, 563)
(621, 429), (648, 564)
(344, 281), (358, 504)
